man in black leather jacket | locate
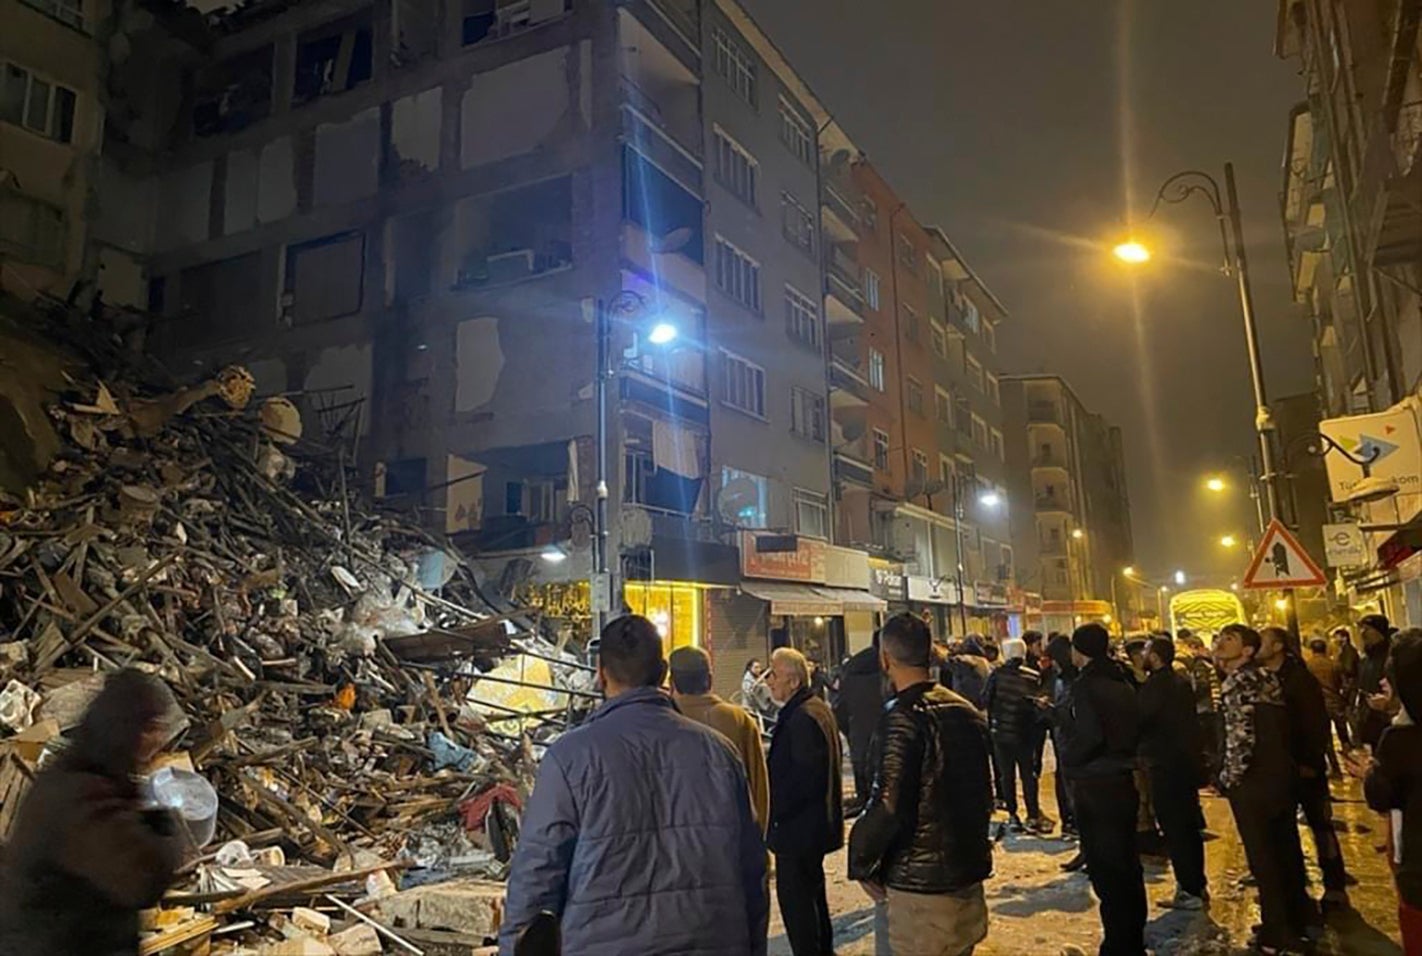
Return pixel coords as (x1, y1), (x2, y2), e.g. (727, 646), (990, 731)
(849, 613), (993, 956)
(1059, 623), (1147, 956)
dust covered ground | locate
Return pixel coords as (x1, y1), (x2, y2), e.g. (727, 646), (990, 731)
(768, 773), (1403, 955)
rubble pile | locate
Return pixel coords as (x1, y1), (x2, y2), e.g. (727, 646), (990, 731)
(0, 321), (593, 954)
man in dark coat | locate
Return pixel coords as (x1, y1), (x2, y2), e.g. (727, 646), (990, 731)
(984, 637), (1049, 833)
(766, 646), (844, 956)
(1260, 626), (1351, 907)
(1138, 637), (1207, 910)
(835, 633), (887, 812)
(0, 669), (185, 956)
(1215, 624), (1315, 953)
(1362, 628), (1422, 952)
(1058, 623), (1147, 956)
(1045, 634), (1080, 842)
(500, 616), (768, 955)
(849, 613), (993, 956)
(942, 638), (992, 710)
(1354, 614), (1397, 749)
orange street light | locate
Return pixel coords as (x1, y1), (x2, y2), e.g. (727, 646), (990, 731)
(1113, 240), (1152, 264)
(1219, 534), (1239, 549)
(1205, 477), (1227, 493)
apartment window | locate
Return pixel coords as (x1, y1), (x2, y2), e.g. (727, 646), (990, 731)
(964, 298), (981, 332)
(715, 236), (761, 312)
(1, 63), (77, 143)
(790, 387), (826, 442)
(986, 373), (1000, 406)
(966, 354), (985, 391)
(778, 97), (813, 165)
(712, 28), (757, 106)
(784, 285), (819, 350)
(861, 197), (879, 232)
(906, 377), (925, 416)
(293, 14), (374, 106)
(868, 348), (886, 391)
(19, 0), (83, 28)
(284, 231), (365, 325)
(0, 191), (64, 267)
(990, 428), (1005, 462)
(794, 489), (829, 539)
(939, 455), (956, 488)
(713, 129), (758, 206)
(864, 269), (882, 311)
(931, 323), (947, 358)
(873, 429), (890, 470)
(895, 233), (919, 273)
(983, 321), (996, 354)
(935, 387), (953, 426)
(903, 305), (920, 343)
(972, 414), (988, 448)
(721, 467), (769, 527)
(781, 192), (815, 256)
(911, 449), (929, 486)
(1001, 545), (1014, 581)
(722, 351), (766, 418)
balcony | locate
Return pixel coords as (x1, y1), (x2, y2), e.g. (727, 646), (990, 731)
(821, 179), (861, 244)
(824, 253), (864, 327)
(1027, 401), (1063, 426)
(1035, 494), (1072, 514)
(1033, 451), (1070, 471)
(1358, 100), (1422, 270)
(829, 355), (870, 408)
(832, 433), (874, 488)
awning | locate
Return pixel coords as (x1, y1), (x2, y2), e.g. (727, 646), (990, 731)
(740, 582), (886, 616)
(742, 582), (842, 616)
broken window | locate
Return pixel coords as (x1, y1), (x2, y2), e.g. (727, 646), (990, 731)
(284, 231), (366, 325)
(391, 0), (439, 67)
(191, 47), (272, 138)
(1, 61), (77, 143)
(293, 12), (373, 107)
(622, 147), (704, 263)
(462, 0), (571, 47)
(453, 176), (572, 289)
(175, 252), (265, 345)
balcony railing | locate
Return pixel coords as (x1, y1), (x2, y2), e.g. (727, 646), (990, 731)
(1035, 495), (1071, 513)
(829, 355), (870, 402)
(1033, 452), (1069, 469)
(825, 261), (865, 317)
(822, 180), (862, 236)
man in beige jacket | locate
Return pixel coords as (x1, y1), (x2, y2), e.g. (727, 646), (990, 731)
(669, 647), (770, 835)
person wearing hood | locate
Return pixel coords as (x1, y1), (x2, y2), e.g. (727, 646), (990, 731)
(984, 637), (1050, 834)
(0, 669), (186, 956)
(943, 638), (992, 711)
(1360, 628), (1422, 953)
(834, 632), (888, 813)
(1057, 624), (1146, 955)
(1044, 634), (1080, 845)
(1355, 614), (1398, 749)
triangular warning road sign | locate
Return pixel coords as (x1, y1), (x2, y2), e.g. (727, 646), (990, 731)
(1242, 519), (1328, 589)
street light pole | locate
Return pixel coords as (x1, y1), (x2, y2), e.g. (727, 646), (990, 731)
(593, 298), (611, 642)
(952, 476), (969, 635)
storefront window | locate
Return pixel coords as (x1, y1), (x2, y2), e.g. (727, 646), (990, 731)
(624, 582), (703, 655)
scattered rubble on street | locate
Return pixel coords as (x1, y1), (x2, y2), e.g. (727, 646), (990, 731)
(0, 306), (593, 954)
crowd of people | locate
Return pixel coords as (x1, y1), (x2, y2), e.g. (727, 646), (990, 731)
(494, 609), (1418, 956)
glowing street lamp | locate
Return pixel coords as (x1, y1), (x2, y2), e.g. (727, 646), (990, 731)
(1071, 528), (1084, 540)
(1112, 240), (1152, 264)
(1174, 570), (1187, 586)
(1205, 477), (1227, 493)
(1123, 566), (1136, 578)
(979, 490), (1003, 508)
(1219, 534), (1239, 549)
(647, 321), (679, 346)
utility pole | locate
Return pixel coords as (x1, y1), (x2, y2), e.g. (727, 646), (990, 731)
(592, 298), (611, 643)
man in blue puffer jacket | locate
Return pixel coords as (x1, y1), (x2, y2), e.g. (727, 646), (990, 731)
(499, 615), (769, 956)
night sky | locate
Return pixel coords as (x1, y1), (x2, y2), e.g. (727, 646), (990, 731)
(742, 0), (1316, 585)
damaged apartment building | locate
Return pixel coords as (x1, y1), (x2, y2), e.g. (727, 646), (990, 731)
(6, 0), (1027, 687)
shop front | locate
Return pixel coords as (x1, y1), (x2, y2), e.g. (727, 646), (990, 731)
(624, 537), (740, 656)
(906, 575), (961, 641)
(969, 582), (1011, 638)
(1040, 599), (1114, 638)
(1005, 587), (1043, 639)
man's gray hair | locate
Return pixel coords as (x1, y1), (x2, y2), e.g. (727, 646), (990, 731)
(771, 647), (810, 688)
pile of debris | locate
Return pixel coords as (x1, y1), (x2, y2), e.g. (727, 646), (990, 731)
(0, 314), (594, 954)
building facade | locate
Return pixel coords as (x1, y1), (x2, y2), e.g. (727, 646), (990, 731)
(1277, 0), (1421, 624)
(1002, 374), (1135, 633)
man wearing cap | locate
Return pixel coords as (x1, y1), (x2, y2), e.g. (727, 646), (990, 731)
(669, 646), (770, 835)
(1057, 623), (1147, 956)
(1355, 614), (1398, 749)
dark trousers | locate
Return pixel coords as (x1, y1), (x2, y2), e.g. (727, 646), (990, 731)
(1229, 788), (1314, 947)
(1197, 711), (1224, 782)
(994, 739), (1041, 819)
(1148, 764), (1206, 897)
(1071, 774), (1147, 956)
(1297, 773), (1348, 893)
(1051, 730), (1075, 828)
(850, 753), (872, 807)
(775, 851), (833, 955)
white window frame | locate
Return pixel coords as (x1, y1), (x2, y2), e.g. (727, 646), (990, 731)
(794, 488), (829, 539)
(986, 372), (1000, 405)
(931, 322), (947, 358)
(721, 466), (770, 528)
(789, 387), (826, 443)
(714, 235), (762, 312)
(712, 27), (757, 106)
(721, 350), (766, 419)
(990, 428), (1005, 462)
(971, 414), (988, 448)
(781, 192), (815, 256)
(784, 284), (819, 350)
(872, 428), (890, 471)
(868, 348), (886, 391)
(934, 386), (953, 426)
(1, 61), (77, 143)
(713, 127), (758, 206)
(778, 96), (813, 164)
(966, 354), (984, 391)
(906, 376), (924, 416)
(902, 304), (920, 343)
(895, 232), (918, 273)
(864, 269), (881, 311)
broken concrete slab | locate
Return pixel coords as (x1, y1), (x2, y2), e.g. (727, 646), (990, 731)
(375, 878), (504, 936)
